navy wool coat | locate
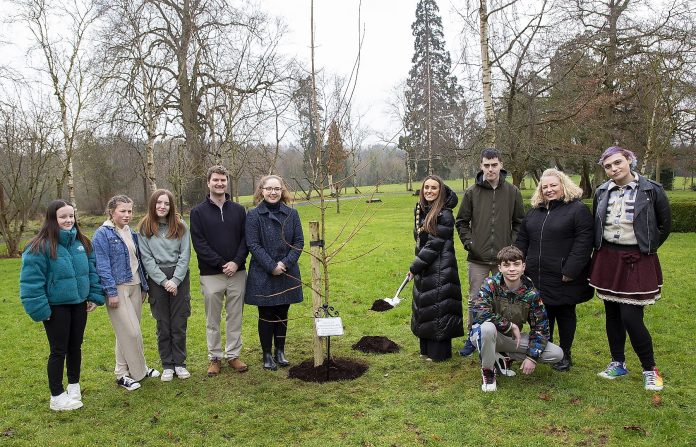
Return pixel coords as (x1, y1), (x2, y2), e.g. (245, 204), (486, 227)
(409, 186), (464, 341)
(245, 201), (304, 306)
(515, 199), (594, 306)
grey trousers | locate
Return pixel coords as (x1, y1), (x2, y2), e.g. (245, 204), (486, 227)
(467, 262), (499, 330)
(472, 321), (563, 370)
(148, 267), (191, 369)
(200, 272), (246, 360)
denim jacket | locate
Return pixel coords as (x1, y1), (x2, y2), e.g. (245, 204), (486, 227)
(93, 220), (149, 297)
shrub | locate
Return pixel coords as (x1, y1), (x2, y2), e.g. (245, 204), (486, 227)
(670, 201), (696, 232)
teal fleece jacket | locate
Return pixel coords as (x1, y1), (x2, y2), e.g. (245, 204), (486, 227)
(20, 228), (105, 322)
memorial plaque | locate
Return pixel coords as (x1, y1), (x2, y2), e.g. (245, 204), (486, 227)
(315, 317), (344, 336)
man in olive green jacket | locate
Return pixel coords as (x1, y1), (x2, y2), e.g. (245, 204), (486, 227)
(455, 148), (525, 356)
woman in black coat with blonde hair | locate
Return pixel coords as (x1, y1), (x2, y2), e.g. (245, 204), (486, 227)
(408, 175), (464, 362)
(515, 168), (594, 371)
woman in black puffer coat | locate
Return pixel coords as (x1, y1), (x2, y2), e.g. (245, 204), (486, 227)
(409, 175), (464, 362)
(515, 168), (594, 371)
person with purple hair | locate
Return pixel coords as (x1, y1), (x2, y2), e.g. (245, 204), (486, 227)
(590, 146), (671, 391)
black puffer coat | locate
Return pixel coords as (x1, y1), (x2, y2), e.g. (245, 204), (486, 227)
(515, 199), (594, 306)
(410, 186), (464, 341)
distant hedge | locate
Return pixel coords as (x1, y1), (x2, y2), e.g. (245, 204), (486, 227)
(523, 200), (696, 233)
(670, 201), (696, 232)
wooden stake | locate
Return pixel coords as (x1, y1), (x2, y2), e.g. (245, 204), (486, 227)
(309, 220), (324, 366)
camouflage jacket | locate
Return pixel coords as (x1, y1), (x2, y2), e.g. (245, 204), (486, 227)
(472, 272), (550, 360)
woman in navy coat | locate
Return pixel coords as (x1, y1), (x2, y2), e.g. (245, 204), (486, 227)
(515, 168), (594, 371)
(245, 175), (304, 370)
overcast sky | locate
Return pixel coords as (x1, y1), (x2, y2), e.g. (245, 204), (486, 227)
(0, 0), (465, 144)
(261, 0), (464, 143)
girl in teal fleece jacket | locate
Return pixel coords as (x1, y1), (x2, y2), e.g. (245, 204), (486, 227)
(19, 200), (104, 411)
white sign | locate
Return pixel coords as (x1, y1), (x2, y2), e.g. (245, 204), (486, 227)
(315, 317), (344, 336)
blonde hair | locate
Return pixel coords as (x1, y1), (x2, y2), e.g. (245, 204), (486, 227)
(253, 175), (292, 205)
(530, 168), (583, 208)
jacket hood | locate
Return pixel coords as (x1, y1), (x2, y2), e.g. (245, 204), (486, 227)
(442, 184), (458, 209)
(475, 169), (509, 190)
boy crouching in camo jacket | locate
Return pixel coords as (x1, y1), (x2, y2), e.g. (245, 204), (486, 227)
(470, 246), (563, 391)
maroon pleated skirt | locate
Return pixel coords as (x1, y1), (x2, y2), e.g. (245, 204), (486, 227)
(589, 242), (663, 306)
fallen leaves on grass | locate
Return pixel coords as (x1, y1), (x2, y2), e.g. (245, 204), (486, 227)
(539, 392), (551, 401)
(570, 396), (582, 405)
(651, 394), (662, 406)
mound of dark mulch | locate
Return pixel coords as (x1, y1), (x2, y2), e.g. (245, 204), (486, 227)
(370, 299), (394, 312)
(287, 357), (368, 383)
(352, 336), (400, 354)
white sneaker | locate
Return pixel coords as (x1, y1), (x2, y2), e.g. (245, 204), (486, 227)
(145, 368), (161, 378)
(116, 376), (141, 391)
(49, 392), (83, 411)
(161, 369), (175, 382)
(481, 368), (497, 392)
(66, 383), (81, 401)
(174, 366), (191, 379)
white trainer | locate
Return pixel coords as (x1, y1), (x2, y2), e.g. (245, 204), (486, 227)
(145, 368), (161, 378)
(49, 392), (83, 411)
(174, 366), (191, 379)
(116, 376), (141, 391)
(481, 368), (497, 392)
(161, 369), (175, 382)
(66, 383), (82, 401)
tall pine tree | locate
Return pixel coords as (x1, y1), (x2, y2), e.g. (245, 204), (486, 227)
(405, 0), (465, 178)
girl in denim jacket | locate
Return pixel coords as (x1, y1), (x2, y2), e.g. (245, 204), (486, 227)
(93, 195), (159, 391)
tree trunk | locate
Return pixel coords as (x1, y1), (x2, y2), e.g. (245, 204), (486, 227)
(480, 0), (495, 148)
(309, 221), (324, 367)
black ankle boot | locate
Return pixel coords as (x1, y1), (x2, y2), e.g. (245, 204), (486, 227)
(275, 349), (289, 367)
(552, 351), (572, 372)
(262, 352), (277, 371)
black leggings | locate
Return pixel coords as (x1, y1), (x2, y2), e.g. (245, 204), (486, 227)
(42, 303), (88, 396)
(258, 305), (290, 353)
(604, 300), (655, 371)
(545, 304), (577, 354)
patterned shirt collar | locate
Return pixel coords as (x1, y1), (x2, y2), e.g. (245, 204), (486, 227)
(608, 172), (639, 191)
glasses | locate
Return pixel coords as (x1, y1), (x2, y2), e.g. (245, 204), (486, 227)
(262, 187), (283, 193)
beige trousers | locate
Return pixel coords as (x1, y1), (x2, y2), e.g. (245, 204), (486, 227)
(467, 262), (499, 330)
(200, 272), (246, 360)
(106, 284), (148, 381)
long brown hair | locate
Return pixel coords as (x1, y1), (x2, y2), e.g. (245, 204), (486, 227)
(26, 200), (92, 259)
(137, 189), (185, 239)
(418, 175), (446, 236)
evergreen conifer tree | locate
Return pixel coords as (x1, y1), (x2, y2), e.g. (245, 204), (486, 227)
(405, 0), (465, 178)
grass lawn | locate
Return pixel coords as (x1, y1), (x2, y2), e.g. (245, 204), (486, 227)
(1, 186), (695, 446)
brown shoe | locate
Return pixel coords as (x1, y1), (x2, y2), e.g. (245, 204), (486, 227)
(227, 358), (248, 373)
(207, 359), (221, 376)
